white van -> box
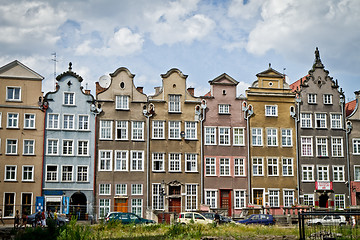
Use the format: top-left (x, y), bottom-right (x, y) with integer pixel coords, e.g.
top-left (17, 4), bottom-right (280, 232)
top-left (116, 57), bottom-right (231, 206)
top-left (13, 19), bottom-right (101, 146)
top-left (177, 212), bottom-right (214, 224)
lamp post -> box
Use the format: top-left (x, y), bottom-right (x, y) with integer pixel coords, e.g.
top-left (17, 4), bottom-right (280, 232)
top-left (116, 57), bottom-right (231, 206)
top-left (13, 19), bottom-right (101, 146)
top-left (242, 101), bottom-right (253, 206)
top-left (160, 180), bottom-right (166, 223)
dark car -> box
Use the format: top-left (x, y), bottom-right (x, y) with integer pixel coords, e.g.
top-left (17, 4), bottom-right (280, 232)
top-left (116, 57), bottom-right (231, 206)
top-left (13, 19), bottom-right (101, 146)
top-left (202, 212), bottom-right (234, 224)
top-left (27, 212), bottom-right (69, 227)
top-left (105, 212), bottom-right (155, 224)
top-left (237, 214), bottom-right (275, 225)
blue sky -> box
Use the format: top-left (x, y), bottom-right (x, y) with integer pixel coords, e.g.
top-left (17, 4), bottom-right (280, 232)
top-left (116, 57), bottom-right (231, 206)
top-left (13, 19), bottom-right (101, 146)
top-left (1, 0), bottom-right (359, 101)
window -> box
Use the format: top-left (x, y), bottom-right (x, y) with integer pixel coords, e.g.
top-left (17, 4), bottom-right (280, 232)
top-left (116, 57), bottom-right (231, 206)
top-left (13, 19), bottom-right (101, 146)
top-left (252, 128), bottom-right (263, 146)
top-left (205, 190), bottom-right (217, 208)
top-left (316, 137), bottom-right (328, 157)
top-left (267, 128), bottom-right (278, 146)
top-left (323, 94), bottom-right (333, 104)
top-left (115, 150), bottom-right (128, 171)
top-left (115, 121), bottom-right (128, 140)
top-left (6, 139), bottom-right (17, 155)
top-left (100, 120), bottom-right (113, 140)
top-left (48, 114), bottom-right (59, 129)
top-left (131, 199), bottom-right (143, 217)
top-left (22, 166), bottom-right (34, 181)
top-left (317, 165), bottom-right (329, 181)
top-left (331, 137), bottom-right (343, 157)
top-left (333, 166), bottom-right (345, 182)
top-left (5, 165), bottom-right (17, 181)
top-left (302, 165), bottom-right (314, 182)
top-left (61, 166), bottom-right (73, 182)
top-left (354, 139), bottom-right (360, 155)
top-left (153, 184), bottom-right (164, 210)
top-left (303, 194), bottom-right (314, 206)
top-left (78, 115), bottom-right (89, 130)
top-left (131, 151), bottom-right (144, 171)
top-left (77, 140), bottom-right (88, 156)
top-left (185, 122), bottom-right (197, 139)
top-left (234, 158), bottom-right (245, 176)
top-left (205, 157), bottom-right (216, 176)
top-left (152, 121), bottom-right (164, 139)
top-left (7, 113), bottom-right (18, 128)
top-left (253, 158), bottom-right (263, 176)
top-left (205, 127), bottom-right (216, 145)
top-left (131, 184), bottom-right (143, 195)
top-left (335, 194), bottom-right (345, 209)
top-left (233, 128), bottom-right (245, 146)
top-left (152, 153), bottom-right (164, 172)
top-left (47, 139), bottom-right (58, 155)
top-left (99, 199), bottom-right (110, 218)
top-left (0, 112), bottom-right (2, 128)
top-left (63, 114), bottom-right (74, 129)
top-left (265, 105), bottom-right (278, 116)
top-left (62, 140), bottom-right (74, 155)
top-left (308, 94), bottom-right (317, 104)
top-left (131, 121), bottom-right (144, 140)
top-left (63, 92), bottom-right (75, 105)
top-left (301, 113), bottom-right (312, 128)
top-left (46, 165), bottom-right (58, 181)
top-left (169, 121), bottom-right (181, 139)
top-left (220, 158), bottom-right (230, 176)
top-left (116, 184), bottom-right (127, 195)
top-left (219, 127), bottom-right (230, 145)
top-left (283, 190), bottom-right (294, 207)
top-left (169, 95), bottom-right (181, 112)
top-left (269, 190), bottom-right (280, 207)
top-left (218, 104), bottom-right (230, 114)
top-left (115, 95), bottom-right (129, 110)
top-left (4, 193), bottom-right (15, 217)
top-left (99, 184), bottom-right (111, 195)
top-left (301, 137), bottom-right (313, 156)
top-left (185, 153), bottom-right (197, 172)
top-left (77, 166), bottom-right (88, 182)
top-left (23, 140), bottom-right (35, 155)
top-left (22, 193), bottom-right (32, 215)
top-left (24, 114), bottom-right (35, 129)
top-left (281, 129), bottom-right (292, 147)
top-left (99, 150), bottom-right (112, 171)
top-left (6, 87), bottom-right (21, 101)
top-left (185, 184), bottom-right (197, 211)
top-left (234, 190), bottom-right (246, 208)
top-left (315, 113), bottom-right (327, 128)
top-left (330, 114), bottom-right (342, 129)
top-left (267, 158), bottom-right (278, 176)
top-left (282, 158), bottom-right (293, 176)
top-left (355, 166), bottom-right (360, 181)
top-left (169, 153), bottom-right (181, 172)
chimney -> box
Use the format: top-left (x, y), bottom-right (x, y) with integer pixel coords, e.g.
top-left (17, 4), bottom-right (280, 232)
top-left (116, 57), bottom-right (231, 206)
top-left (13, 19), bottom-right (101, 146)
top-left (154, 87), bottom-right (161, 95)
top-left (85, 90), bottom-right (91, 95)
top-left (187, 87), bottom-right (194, 96)
top-left (136, 87), bottom-right (144, 93)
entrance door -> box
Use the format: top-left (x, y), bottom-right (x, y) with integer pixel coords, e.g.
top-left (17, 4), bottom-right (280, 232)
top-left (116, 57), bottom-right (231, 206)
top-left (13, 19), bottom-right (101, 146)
top-left (253, 190), bottom-right (263, 206)
top-left (220, 190), bottom-right (232, 216)
top-left (169, 198), bottom-right (181, 213)
top-left (70, 192), bottom-right (87, 220)
top-left (319, 193), bottom-right (329, 208)
top-left (114, 198), bottom-right (128, 212)
top-left (356, 192), bottom-right (360, 205)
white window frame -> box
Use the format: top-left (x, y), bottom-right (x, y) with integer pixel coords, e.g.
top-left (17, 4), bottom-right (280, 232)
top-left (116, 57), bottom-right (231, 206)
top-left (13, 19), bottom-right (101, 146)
top-left (205, 189), bottom-right (217, 208)
top-left (63, 114), bottom-right (75, 130)
top-left (323, 94), bottom-right (333, 105)
top-left (98, 150), bottom-right (113, 171)
top-left (99, 184), bottom-right (111, 195)
top-left (7, 113), bottom-right (19, 128)
top-left (282, 158), bottom-right (293, 176)
top-left (317, 165), bottom-right (329, 181)
top-left (130, 150), bottom-right (144, 171)
top-left (281, 129), bottom-right (292, 147)
top-left (6, 139), bottom-right (18, 155)
top-left (268, 189), bottom-right (280, 207)
top-left (99, 120), bottom-right (113, 140)
top-left (46, 165), bottom-right (58, 182)
top-left (251, 128), bottom-right (263, 146)
top-left (219, 158), bottom-right (230, 176)
top-left (131, 121), bottom-right (144, 141)
top-left (115, 95), bottom-right (129, 110)
top-left (4, 165), bottom-right (17, 181)
top-left (331, 137), bottom-right (343, 157)
top-left (205, 157), bottom-right (216, 176)
top-left (330, 114), bottom-right (342, 129)
top-left (152, 153), bottom-right (165, 172)
top-left (131, 198), bottom-right (143, 217)
top-left (99, 199), bottom-right (110, 218)
top-left (218, 104), bottom-right (230, 114)
top-left (185, 153), bottom-right (197, 172)
top-left (234, 190), bottom-right (246, 209)
top-left (47, 113), bottom-right (60, 129)
top-left (234, 158), bottom-right (245, 176)
top-left (302, 165), bottom-right (314, 182)
top-left (23, 139), bottom-right (35, 155)
top-left (169, 95), bottom-right (181, 113)
top-left (308, 93), bottom-right (317, 104)
top-left (185, 121), bottom-right (197, 140)
top-left (315, 113), bottom-right (327, 128)
top-left (131, 184), bottom-right (143, 195)
top-left (205, 127), bottom-right (216, 145)
top-left (63, 92), bottom-right (75, 105)
top-left (219, 127), bottom-right (230, 145)
top-left (185, 184), bottom-right (197, 211)
top-left (252, 158), bottom-right (263, 176)
top-left (77, 165), bottom-right (88, 182)
top-left (115, 184), bottom-right (127, 196)
top-left (265, 105), bottom-right (278, 117)
top-left (233, 128), bottom-right (245, 146)
top-left (168, 121), bottom-right (181, 139)
top-left (152, 184), bottom-right (164, 210)
top-left (78, 115), bottom-right (89, 130)
top-left (266, 128), bottom-right (278, 147)
top-left (152, 120), bottom-right (165, 139)
top-left (0, 112), bottom-right (2, 128)
top-left (115, 150), bottom-right (128, 171)
top-left (77, 140), bottom-right (89, 156)
top-left (355, 165), bottom-right (360, 181)
top-left (61, 165), bottom-right (73, 182)
top-left (24, 113), bottom-right (36, 129)
top-left (169, 153), bottom-right (181, 172)
top-left (22, 165), bottom-right (34, 182)
top-left (115, 120), bottom-right (128, 140)
top-left (353, 139), bottom-right (360, 155)
top-left (303, 194), bottom-right (314, 206)
top-left (300, 113), bottom-right (312, 128)
top-left (283, 190), bottom-right (294, 207)
top-left (47, 139), bottom-right (59, 155)
top-left (335, 194), bottom-right (345, 209)
top-left (333, 165), bottom-right (345, 182)
top-left (6, 86), bottom-right (21, 101)
top-left (62, 139), bottom-right (74, 156)
top-left (267, 158), bottom-right (279, 176)
top-left (3, 192), bottom-right (16, 218)
top-left (301, 137), bottom-right (313, 157)
top-left (316, 137), bottom-right (328, 157)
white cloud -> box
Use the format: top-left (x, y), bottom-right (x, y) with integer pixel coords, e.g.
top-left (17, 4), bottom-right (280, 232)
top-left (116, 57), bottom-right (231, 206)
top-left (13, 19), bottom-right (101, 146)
top-left (237, 81), bottom-right (251, 96)
top-left (228, 0), bottom-right (263, 20)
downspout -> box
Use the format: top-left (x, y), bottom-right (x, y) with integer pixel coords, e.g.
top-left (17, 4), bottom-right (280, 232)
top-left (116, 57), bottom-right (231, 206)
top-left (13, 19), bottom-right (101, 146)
top-left (246, 116), bottom-right (251, 205)
top-left (41, 107), bottom-right (47, 197)
top-left (200, 105), bottom-right (206, 204)
top-left (93, 115), bottom-right (97, 206)
top-left (146, 114), bottom-right (150, 209)
top-left (294, 97), bottom-right (301, 204)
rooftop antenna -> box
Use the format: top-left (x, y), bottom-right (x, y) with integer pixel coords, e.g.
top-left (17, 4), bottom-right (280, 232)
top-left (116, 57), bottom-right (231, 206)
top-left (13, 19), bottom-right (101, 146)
top-left (51, 52), bottom-right (57, 91)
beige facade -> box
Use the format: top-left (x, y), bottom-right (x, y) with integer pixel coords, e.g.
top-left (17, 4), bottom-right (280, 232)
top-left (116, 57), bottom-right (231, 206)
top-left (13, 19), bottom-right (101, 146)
top-left (0, 61), bottom-right (44, 221)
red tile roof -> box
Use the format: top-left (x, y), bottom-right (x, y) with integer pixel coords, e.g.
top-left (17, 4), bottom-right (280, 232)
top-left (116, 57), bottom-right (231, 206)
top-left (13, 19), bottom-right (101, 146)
top-left (290, 76), bottom-right (308, 93)
top-left (346, 99), bottom-right (356, 117)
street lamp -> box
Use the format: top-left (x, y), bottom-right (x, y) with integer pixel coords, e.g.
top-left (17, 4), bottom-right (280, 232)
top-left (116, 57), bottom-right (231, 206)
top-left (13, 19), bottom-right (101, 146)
top-left (160, 180), bottom-right (166, 223)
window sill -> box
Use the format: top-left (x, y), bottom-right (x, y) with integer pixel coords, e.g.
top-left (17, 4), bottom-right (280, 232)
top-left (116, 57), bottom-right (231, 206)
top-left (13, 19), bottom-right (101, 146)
top-left (185, 171), bottom-right (198, 173)
top-left (5, 154), bottom-right (19, 156)
top-left (115, 108), bottom-right (130, 111)
top-left (62, 104), bottom-right (76, 107)
top-left (6, 127), bottom-right (20, 130)
top-left (4, 180), bottom-right (17, 182)
top-left (22, 180), bottom-right (35, 183)
top-left (218, 113), bottom-right (230, 115)
top-left (23, 154), bottom-right (36, 156)
top-left (168, 111), bottom-right (182, 114)
top-left (152, 170), bottom-right (166, 173)
top-left (6, 100), bottom-right (22, 103)
top-left (23, 128), bottom-right (36, 130)
top-left (115, 139), bottom-right (129, 141)
top-left (184, 139), bottom-right (198, 141)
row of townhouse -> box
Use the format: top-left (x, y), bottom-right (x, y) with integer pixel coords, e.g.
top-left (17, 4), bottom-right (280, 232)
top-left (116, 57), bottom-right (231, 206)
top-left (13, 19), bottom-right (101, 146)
top-left (0, 48), bottom-right (359, 222)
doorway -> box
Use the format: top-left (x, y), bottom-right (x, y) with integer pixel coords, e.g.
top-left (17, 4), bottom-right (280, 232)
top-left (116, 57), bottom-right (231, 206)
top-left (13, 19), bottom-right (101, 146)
top-left (114, 198), bottom-right (128, 212)
top-left (169, 198), bottom-right (181, 213)
top-left (220, 190), bottom-right (232, 216)
top-left (319, 193), bottom-right (329, 208)
top-left (70, 192), bottom-right (87, 220)
top-left (253, 190), bottom-right (263, 206)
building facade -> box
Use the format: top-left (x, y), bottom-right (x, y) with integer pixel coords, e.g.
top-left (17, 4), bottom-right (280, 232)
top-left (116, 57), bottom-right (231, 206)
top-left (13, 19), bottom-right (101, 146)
top-left (43, 63), bottom-right (97, 218)
top-left (0, 60), bottom-right (44, 222)
top-left (246, 66), bottom-right (297, 214)
top-left (202, 73), bottom-right (247, 217)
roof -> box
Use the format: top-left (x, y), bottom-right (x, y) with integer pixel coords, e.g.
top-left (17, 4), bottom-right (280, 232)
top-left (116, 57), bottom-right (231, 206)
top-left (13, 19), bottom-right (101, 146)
top-left (346, 99), bottom-right (356, 117)
top-left (0, 60), bottom-right (44, 80)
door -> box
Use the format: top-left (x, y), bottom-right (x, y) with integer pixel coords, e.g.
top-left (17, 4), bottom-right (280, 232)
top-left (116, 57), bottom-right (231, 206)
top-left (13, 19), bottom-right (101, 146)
top-left (356, 192), bottom-right (360, 205)
top-left (169, 198), bottom-right (181, 214)
top-left (114, 198), bottom-right (128, 212)
top-left (220, 190), bottom-right (232, 216)
top-left (253, 190), bottom-right (263, 206)
top-left (319, 193), bottom-right (329, 208)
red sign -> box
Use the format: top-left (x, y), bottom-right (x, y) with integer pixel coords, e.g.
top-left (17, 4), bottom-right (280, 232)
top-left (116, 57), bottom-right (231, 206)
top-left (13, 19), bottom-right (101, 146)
top-left (315, 181), bottom-right (333, 190)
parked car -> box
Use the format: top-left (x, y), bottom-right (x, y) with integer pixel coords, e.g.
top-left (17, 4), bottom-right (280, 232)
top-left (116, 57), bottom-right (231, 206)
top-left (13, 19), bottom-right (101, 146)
top-left (177, 212), bottom-right (214, 225)
top-left (27, 212), bottom-right (69, 227)
top-left (307, 215), bottom-right (347, 226)
top-left (237, 214), bottom-right (275, 225)
top-left (202, 212), bottom-right (234, 224)
top-left (105, 212), bottom-right (155, 224)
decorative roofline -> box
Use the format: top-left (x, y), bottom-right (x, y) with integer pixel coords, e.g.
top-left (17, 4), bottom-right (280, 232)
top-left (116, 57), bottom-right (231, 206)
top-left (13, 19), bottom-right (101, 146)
top-left (56, 62), bottom-right (83, 82)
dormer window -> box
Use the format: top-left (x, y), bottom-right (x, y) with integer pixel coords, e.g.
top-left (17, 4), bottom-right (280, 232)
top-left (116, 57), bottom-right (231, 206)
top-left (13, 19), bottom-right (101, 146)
top-left (219, 104), bottom-right (230, 114)
top-left (265, 105), bottom-right (278, 117)
top-left (115, 95), bottom-right (129, 110)
top-left (169, 95), bottom-right (181, 113)
top-left (63, 92), bottom-right (75, 105)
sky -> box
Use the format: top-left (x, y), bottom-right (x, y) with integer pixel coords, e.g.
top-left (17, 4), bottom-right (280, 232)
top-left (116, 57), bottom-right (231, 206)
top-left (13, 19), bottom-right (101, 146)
top-left (1, 0), bottom-right (359, 102)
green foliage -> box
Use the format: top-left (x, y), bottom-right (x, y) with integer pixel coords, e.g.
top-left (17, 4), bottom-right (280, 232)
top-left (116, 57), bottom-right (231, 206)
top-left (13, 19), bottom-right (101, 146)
top-left (57, 218), bottom-right (93, 240)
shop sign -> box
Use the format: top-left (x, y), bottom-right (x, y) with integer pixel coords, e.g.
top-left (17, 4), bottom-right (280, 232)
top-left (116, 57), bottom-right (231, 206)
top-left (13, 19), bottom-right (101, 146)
top-left (315, 181), bottom-right (332, 190)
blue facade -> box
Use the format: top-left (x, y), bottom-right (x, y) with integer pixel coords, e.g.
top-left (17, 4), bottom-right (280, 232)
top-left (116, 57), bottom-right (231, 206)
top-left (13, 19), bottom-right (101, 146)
top-left (43, 64), bottom-right (97, 218)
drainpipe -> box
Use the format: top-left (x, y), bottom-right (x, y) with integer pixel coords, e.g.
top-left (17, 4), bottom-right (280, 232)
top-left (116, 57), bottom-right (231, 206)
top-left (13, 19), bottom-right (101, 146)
top-left (242, 102), bottom-right (253, 205)
top-left (143, 104), bottom-right (154, 212)
top-left (292, 96), bottom-right (301, 204)
top-left (199, 100), bottom-right (207, 204)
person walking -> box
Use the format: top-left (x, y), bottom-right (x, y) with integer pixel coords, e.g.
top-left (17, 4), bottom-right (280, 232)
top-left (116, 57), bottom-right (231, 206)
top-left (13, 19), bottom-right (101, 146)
top-left (0, 209), bottom-right (5, 225)
top-left (14, 210), bottom-right (20, 229)
top-left (21, 211), bottom-right (28, 228)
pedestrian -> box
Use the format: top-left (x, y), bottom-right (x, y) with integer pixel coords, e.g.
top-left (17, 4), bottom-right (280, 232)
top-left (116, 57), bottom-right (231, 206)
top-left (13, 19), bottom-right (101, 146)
top-left (14, 210), bottom-right (20, 229)
top-left (41, 210), bottom-right (46, 227)
top-left (214, 211), bottom-right (220, 225)
top-left (76, 204), bottom-right (81, 220)
top-left (54, 209), bottom-right (58, 225)
top-left (35, 211), bottom-right (42, 227)
top-left (0, 209), bottom-right (5, 225)
top-left (21, 211), bottom-right (28, 228)
top-left (352, 216), bottom-right (356, 228)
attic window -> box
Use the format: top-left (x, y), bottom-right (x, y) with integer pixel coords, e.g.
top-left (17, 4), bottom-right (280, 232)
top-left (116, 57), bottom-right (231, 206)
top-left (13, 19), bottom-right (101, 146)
top-left (120, 82), bottom-right (125, 89)
top-left (223, 90), bottom-right (226, 95)
top-left (269, 82), bottom-right (273, 87)
top-left (173, 84), bottom-right (176, 88)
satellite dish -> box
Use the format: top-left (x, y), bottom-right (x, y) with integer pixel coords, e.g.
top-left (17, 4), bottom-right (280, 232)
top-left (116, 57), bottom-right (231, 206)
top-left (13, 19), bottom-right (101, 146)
top-left (99, 75), bottom-right (111, 89)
